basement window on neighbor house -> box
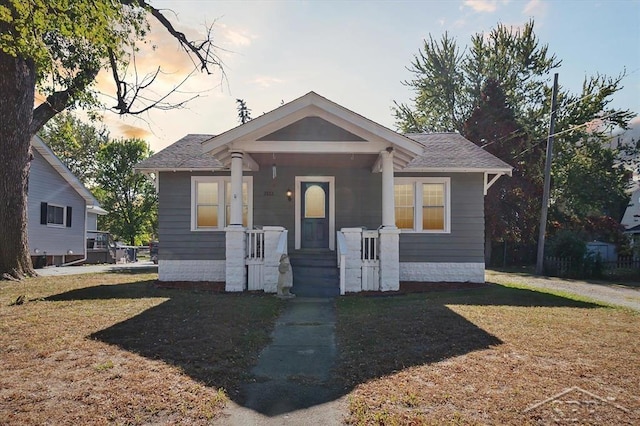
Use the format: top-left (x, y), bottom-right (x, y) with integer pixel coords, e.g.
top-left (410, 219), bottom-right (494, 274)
top-left (191, 176), bottom-right (252, 230)
top-left (394, 178), bottom-right (450, 233)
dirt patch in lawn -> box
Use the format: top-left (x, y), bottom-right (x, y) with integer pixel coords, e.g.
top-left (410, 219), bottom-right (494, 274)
top-left (0, 273), bottom-right (284, 425)
top-left (334, 283), bottom-right (640, 425)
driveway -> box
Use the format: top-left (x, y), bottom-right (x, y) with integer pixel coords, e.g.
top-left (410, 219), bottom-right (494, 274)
top-left (487, 270), bottom-right (640, 312)
top-left (36, 261), bottom-right (158, 276)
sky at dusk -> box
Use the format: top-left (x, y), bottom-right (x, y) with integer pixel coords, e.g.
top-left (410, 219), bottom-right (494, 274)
top-left (91, 0), bottom-right (640, 152)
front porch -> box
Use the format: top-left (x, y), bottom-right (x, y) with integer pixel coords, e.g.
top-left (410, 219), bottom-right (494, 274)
top-left (227, 226), bottom-right (399, 294)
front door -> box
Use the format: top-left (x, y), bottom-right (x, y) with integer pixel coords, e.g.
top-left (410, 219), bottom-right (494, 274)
top-left (301, 182), bottom-right (329, 248)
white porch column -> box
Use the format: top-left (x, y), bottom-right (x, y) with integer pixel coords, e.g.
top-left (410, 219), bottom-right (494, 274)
top-left (226, 150), bottom-right (246, 292)
top-left (225, 226), bottom-right (246, 292)
top-left (341, 228), bottom-right (363, 293)
top-left (381, 148), bottom-right (395, 227)
top-left (230, 151), bottom-right (244, 226)
top-left (379, 227), bottom-right (400, 291)
top-left (380, 148), bottom-right (399, 291)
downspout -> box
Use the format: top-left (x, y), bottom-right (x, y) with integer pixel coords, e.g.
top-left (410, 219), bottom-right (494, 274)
top-left (59, 204), bottom-right (88, 267)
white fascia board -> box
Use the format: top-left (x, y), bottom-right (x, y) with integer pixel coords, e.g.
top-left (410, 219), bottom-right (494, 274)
top-left (399, 167), bottom-right (513, 174)
top-left (202, 93), bottom-right (315, 153)
top-left (202, 91), bottom-right (425, 156)
top-left (135, 167), bottom-right (226, 173)
top-left (87, 205), bottom-right (109, 215)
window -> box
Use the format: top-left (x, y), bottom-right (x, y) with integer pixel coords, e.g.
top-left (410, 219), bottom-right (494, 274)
top-left (47, 205), bottom-right (65, 226)
top-left (394, 183), bottom-right (414, 229)
top-left (40, 202), bottom-right (71, 227)
top-left (304, 184), bottom-right (326, 218)
top-left (191, 176), bottom-right (252, 230)
top-left (394, 178), bottom-right (450, 232)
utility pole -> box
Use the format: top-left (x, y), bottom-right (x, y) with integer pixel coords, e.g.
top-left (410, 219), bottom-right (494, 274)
top-left (535, 73), bottom-right (559, 275)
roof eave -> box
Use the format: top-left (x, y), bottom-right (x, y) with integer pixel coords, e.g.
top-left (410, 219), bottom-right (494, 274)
top-left (400, 167), bottom-right (513, 175)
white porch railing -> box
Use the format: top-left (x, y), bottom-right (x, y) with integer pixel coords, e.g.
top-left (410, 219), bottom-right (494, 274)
top-left (361, 230), bottom-right (380, 291)
top-left (336, 231), bottom-right (347, 295)
top-left (246, 229), bottom-right (265, 290)
top-left (245, 227), bottom-right (288, 292)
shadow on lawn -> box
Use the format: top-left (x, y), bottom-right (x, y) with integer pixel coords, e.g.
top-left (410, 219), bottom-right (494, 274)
top-left (46, 281), bottom-right (601, 416)
top-left (333, 284), bottom-right (601, 390)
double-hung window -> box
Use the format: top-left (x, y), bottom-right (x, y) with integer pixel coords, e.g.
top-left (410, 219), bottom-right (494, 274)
top-left (191, 176), bottom-right (252, 230)
top-left (394, 177), bottom-right (450, 233)
top-left (47, 204), bottom-right (66, 226)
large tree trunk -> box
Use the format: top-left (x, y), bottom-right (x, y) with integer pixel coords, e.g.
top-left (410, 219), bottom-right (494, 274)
top-left (0, 51), bottom-right (37, 280)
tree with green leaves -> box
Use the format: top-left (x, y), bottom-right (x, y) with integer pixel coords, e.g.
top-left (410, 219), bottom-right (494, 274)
top-left (463, 79), bottom-right (543, 263)
top-left (396, 20), bottom-right (635, 264)
top-left (0, 1), bottom-right (222, 280)
top-left (38, 113), bottom-right (109, 186)
top-left (95, 139), bottom-right (157, 246)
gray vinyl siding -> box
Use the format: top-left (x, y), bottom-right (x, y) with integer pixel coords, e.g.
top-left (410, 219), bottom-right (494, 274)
top-left (158, 171), bottom-right (225, 260)
top-left (27, 150), bottom-right (86, 257)
top-left (252, 165), bottom-right (382, 248)
top-left (398, 173), bottom-right (485, 263)
top-left (159, 169), bottom-right (484, 263)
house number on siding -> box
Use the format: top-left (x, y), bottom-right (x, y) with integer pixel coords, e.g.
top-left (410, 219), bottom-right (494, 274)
top-left (264, 191), bottom-right (274, 196)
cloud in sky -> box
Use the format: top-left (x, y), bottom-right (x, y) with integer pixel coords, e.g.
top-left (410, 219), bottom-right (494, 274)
top-left (217, 23), bottom-right (255, 47)
top-left (113, 122), bottom-right (153, 141)
top-left (464, 0), bottom-right (499, 13)
top-left (249, 76), bottom-right (284, 89)
top-left (523, 0), bottom-right (548, 16)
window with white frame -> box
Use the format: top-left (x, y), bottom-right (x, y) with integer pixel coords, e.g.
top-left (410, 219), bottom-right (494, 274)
top-left (47, 204), bottom-right (66, 227)
top-left (191, 176), bottom-right (252, 230)
top-left (394, 177), bottom-right (450, 232)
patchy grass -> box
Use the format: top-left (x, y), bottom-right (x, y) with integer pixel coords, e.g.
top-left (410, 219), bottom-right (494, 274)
top-left (335, 284), bottom-right (640, 425)
top-left (0, 273), bottom-right (284, 425)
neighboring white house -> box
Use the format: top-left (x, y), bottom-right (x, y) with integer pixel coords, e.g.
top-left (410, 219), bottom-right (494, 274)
top-left (29, 135), bottom-right (109, 267)
top-left (136, 92), bottom-right (512, 294)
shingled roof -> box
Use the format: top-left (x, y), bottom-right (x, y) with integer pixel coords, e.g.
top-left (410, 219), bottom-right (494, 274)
top-left (135, 134), bottom-right (221, 171)
top-left (404, 133), bottom-right (512, 172)
top-left (136, 131), bottom-right (511, 174)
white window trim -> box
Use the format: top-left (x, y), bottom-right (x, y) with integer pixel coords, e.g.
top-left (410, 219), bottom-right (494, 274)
top-left (394, 177), bottom-right (450, 233)
top-left (47, 203), bottom-right (66, 228)
top-left (190, 176), bottom-right (253, 231)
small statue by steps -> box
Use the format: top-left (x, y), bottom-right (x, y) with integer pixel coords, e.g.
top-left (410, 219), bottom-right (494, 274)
top-left (277, 253), bottom-right (295, 299)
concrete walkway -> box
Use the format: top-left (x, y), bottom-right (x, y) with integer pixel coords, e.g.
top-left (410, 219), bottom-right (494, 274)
top-left (36, 261), bottom-right (158, 276)
top-left (487, 270), bottom-right (640, 312)
top-left (217, 297), bottom-right (347, 425)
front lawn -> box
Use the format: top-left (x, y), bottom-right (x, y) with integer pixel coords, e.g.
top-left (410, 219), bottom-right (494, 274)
top-left (0, 273), bottom-right (284, 425)
top-left (335, 283), bottom-right (640, 425)
top-left (3, 273), bottom-right (639, 425)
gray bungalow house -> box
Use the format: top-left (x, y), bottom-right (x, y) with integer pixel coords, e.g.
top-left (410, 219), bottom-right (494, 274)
top-left (136, 92), bottom-right (511, 293)
top-left (29, 135), bottom-right (109, 266)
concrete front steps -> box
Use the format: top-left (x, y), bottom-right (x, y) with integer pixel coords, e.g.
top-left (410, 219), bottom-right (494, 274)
top-left (289, 249), bottom-right (340, 298)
